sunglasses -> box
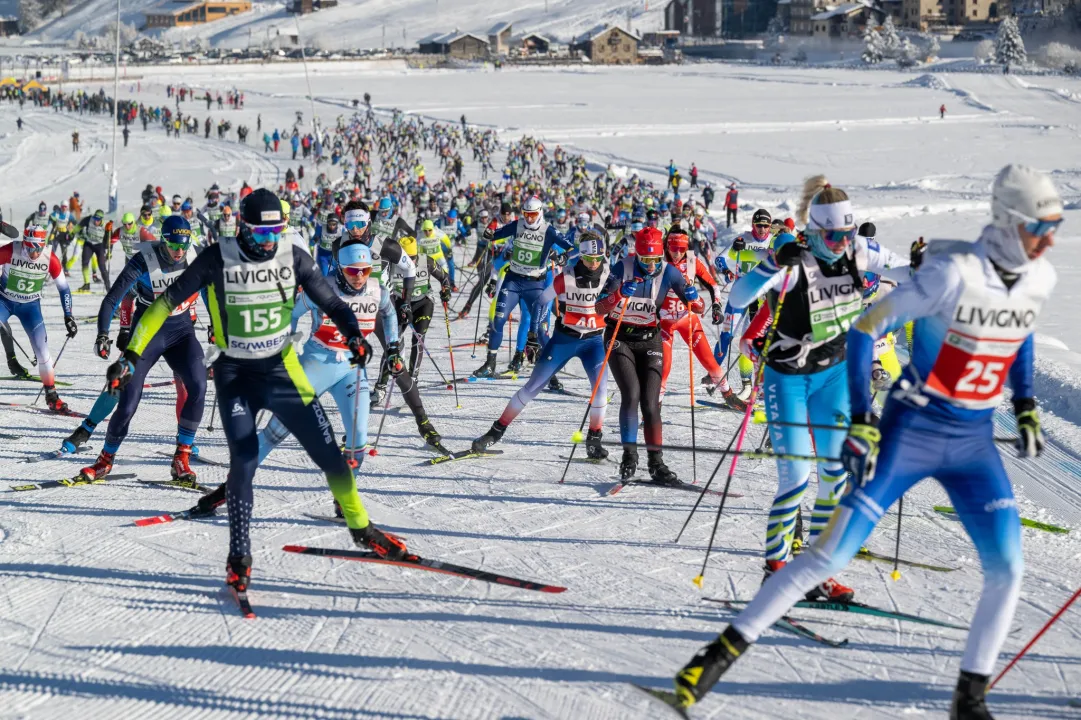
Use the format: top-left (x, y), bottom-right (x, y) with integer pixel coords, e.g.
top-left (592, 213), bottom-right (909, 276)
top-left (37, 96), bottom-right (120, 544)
top-left (1008, 209), bottom-right (1063, 237)
top-left (345, 220), bottom-right (369, 232)
top-left (754, 223), bottom-right (771, 230)
top-left (815, 227), bottom-right (857, 249)
top-left (638, 254), bottom-right (663, 265)
top-left (163, 239), bottom-right (190, 252)
top-left (123, 221), bottom-right (135, 227)
top-left (342, 265), bottom-right (371, 277)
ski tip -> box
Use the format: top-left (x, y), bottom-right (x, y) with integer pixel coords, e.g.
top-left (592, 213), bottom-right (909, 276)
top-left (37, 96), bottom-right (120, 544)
top-left (631, 685), bottom-right (690, 718)
top-left (692, 575), bottom-right (704, 589)
top-left (134, 515), bottom-right (171, 527)
top-left (282, 544), bottom-right (306, 554)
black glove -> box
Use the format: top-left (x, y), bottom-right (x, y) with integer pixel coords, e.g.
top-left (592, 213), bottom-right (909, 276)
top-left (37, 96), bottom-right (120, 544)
top-left (524, 332), bottom-right (542, 364)
top-left (206, 325), bottom-right (216, 345)
top-left (1014, 397), bottom-right (1044, 458)
top-left (439, 283), bottom-right (452, 304)
top-left (397, 301), bottom-right (413, 329)
top-left (94, 333), bottom-right (112, 359)
top-left (710, 302), bottom-right (723, 325)
top-left (347, 334), bottom-right (372, 367)
top-left (484, 277), bottom-right (497, 298)
top-left (116, 327), bottom-right (131, 351)
top-left (0, 221), bottom-right (17, 239)
top-left (106, 349), bottom-right (139, 396)
top-left (386, 342), bottom-right (406, 376)
top-left (482, 227), bottom-right (494, 241)
top-left (731, 236), bottom-right (746, 252)
top-left (64, 315), bottom-right (78, 338)
top-left (552, 252), bottom-right (567, 268)
top-left (910, 237), bottom-right (928, 271)
top-left (774, 241), bottom-right (803, 268)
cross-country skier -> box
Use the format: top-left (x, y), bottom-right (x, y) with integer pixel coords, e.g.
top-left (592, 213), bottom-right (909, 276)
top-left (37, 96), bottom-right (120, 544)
top-left (472, 196), bottom-right (572, 377)
top-left (471, 229), bottom-right (611, 457)
top-left (110, 188), bottom-right (406, 594)
top-left (594, 226), bottom-right (699, 483)
top-left (666, 164), bottom-right (1062, 720)
top-left (312, 214), bottom-right (343, 276)
top-left (74, 209), bottom-right (111, 292)
top-left (73, 215), bottom-right (206, 485)
top-left (0, 225), bottom-right (76, 412)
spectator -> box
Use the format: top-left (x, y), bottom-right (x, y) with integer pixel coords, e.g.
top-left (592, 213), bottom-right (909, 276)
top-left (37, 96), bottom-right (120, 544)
top-left (724, 183), bottom-right (738, 227)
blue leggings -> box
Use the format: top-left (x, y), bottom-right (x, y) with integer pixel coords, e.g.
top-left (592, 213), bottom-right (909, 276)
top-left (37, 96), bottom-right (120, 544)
top-left (490, 273), bottom-right (544, 353)
top-left (257, 343), bottom-right (369, 463)
top-left (733, 397), bottom-right (1022, 676)
top-left (496, 329), bottom-right (607, 431)
top-left (762, 362), bottom-right (850, 561)
top-left (316, 247), bottom-right (334, 277)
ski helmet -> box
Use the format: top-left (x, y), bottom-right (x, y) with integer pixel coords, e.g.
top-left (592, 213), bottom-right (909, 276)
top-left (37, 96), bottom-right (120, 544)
top-left (23, 225), bottom-right (47, 256)
top-left (752, 209), bottom-right (772, 241)
top-left (237, 188), bottom-right (285, 262)
top-left (522, 197), bottom-right (543, 230)
top-left (635, 227), bottom-right (665, 276)
top-left (858, 222), bottom-right (876, 240)
top-left (987, 164), bottom-right (1063, 271)
top-left (377, 196), bottom-right (394, 220)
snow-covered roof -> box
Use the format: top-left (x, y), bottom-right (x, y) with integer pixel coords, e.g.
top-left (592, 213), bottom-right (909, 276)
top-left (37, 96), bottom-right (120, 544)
top-left (572, 23), bottom-right (637, 44)
top-left (417, 31), bottom-right (456, 45)
top-left (444, 32), bottom-right (488, 45)
top-left (487, 21), bottom-right (512, 35)
top-left (810, 3), bottom-right (868, 19)
top-left (145, 1), bottom-right (202, 16)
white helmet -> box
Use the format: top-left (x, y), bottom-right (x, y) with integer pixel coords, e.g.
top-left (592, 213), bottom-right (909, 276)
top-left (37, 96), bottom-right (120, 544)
top-left (576, 211), bottom-right (592, 228)
top-left (986, 164), bottom-right (1063, 272)
top-left (522, 197), bottom-right (544, 230)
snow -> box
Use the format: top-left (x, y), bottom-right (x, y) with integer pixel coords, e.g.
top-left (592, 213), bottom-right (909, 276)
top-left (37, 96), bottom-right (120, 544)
top-left (2, 61), bottom-right (1081, 718)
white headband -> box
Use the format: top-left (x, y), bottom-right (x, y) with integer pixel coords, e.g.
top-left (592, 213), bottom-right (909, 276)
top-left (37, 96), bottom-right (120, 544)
top-left (344, 209), bottom-right (370, 225)
top-left (808, 200), bottom-right (855, 231)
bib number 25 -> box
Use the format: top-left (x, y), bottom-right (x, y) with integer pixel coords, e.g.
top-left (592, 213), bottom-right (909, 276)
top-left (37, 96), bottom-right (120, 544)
top-left (955, 358), bottom-right (1005, 395)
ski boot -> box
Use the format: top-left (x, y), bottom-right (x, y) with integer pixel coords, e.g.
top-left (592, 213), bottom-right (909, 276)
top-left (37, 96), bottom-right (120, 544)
top-left (7, 356), bottom-right (30, 379)
top-left (61, 423), bottom-right (93, 454)
top-left (647, 450), bottom-right (680, 486)
top-left (351, 523), bottom-right (408, 560)
top-left (674, 625), bottom-right (750, 708)
top-left (471, 420), bottom-right (507, 454)
top-left (44, 386), bottom-right (69, 414)
top-left (585, 429), bottom-right (608, 460)
top-left (226, 554), bottom-right (252, 593)
top-left (76, 283), bottom-right (91, 293)
top-left (92, 272), bottom-right (101, 283)
top-left (334, 499), bottom-right (345, 518)
top-left (79, 450), bottom-right (115, 482)
top-left (722, 387), bottom-right (748, 412)
top-left (170, 443), bottom-right (198, 488)
top-left (804, 575), bottom-right (855, 603)
top-left (547, 374), bottom-right (564, 392)
top-left (472, 351), bottom-right (498, 378)
top-left (417, 416), bottom-right (448, 455)
top-left (619, 447), bottom-right (638, 481)
top-left (950, 671), bottom-right (993, 720)
top-left (457, 305), bottom-right (471, 320)
top-left (506, 350), bottom-right (525, 374)
top-left (369, 382), bottom-right (388, 410)
top-left (478, 327), bottom-right (489, 345)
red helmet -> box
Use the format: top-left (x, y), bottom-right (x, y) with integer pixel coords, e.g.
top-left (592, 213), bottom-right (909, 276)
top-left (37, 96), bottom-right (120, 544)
top-left (635, 227), bottom-right (664, 258)
top-left (666, 231), bottom-right (689, 258)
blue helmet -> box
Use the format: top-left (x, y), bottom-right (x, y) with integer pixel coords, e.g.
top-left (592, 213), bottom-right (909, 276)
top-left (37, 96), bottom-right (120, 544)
top-left (160, 215), bottom-right (192, 248)
top-left (446, 208), bottom-right (457, 219)
top-left (377, 197), bottom-right (394, 211)
top-left (180, 199), bottom-right (194, 212)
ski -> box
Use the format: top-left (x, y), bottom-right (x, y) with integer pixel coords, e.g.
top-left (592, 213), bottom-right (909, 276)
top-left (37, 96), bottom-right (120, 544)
top-left (282, 544), bottom-right (567, 593)
top-left (428, 449), bottom-right (504, 465)
top-left (229, 587), bottom-right (256, 619)
top-left (138, 479), bottom-right (212, 494)
top-left (143, 379), bottom-right (177, 389)
top-left (9, 472), bottom-right (136, 492)
top-left (545, 387), bottom-right (591, 399)
top-left (303, 513), bottom-right (346, 525)
top-left (21, 445), bottom-right (93, 462)
top-left (631, 685), bottom-right (689, 719)
top-left (604, 478), bottom-right (743, 499)
top-left (452, 375), bottom-right (516, 384)
top-left (855, 547), bottom-right (957, 573)
top-left (713, 600), bottom-right (848, 647)
top-left (934, 505), bottom-right (1069, 535)
top-left (133, 507), bottom-right (210, 527)
top-left (2, 376), bottom-right (73, 386)
top-left (558, 454), bottom-right (614, 464)
top-left (0, 402), bottom-right (87, 418)
top-left (708, 598), bottom-right (968, 630)
top-left (153, 450), bottom-right (228, 467)
top-left (426, 441), bottom-right (454, 457)
top-left (695, 398), bottom-right (740, 412)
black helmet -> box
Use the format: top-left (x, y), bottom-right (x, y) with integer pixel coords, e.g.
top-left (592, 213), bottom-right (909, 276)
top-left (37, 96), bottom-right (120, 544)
top-left (858, 221), bottom-right (876, 239)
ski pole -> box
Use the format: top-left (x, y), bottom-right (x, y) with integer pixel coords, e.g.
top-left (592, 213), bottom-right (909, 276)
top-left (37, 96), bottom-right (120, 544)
top-left (471, 281), bottom-right (486, 359)
top-left (604, 440), bottom-right (832, 463)
top-left (418, 333), bottom-right (450, 386)
top-left (204, 378), bottom-right (217, 432)
top-left (2, 323), bottom-right (36, 366)
top-left (688, 322), bottom-right (698, 485)
top-left (33, 335), bottom-right (71, 406)
top-left (694, 267), bottom-right (795, 588)
top-left (890, 496), bottom-right (904, 581)
top-left (443, 301), bottom-right (462, 408)
top-left (990, 584), bottom-right (1081, 690)
top-left (368, 363), bottom-right (397, 457)
top-left (558, 291), bottom-right (632, 484)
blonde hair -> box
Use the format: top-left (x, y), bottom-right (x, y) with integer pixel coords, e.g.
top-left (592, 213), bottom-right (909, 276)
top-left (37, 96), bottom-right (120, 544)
top-left (796, 175), bottom-right (850, 225)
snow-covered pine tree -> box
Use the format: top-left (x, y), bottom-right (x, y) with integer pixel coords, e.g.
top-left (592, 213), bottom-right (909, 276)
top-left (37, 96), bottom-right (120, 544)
top-left (897, 37), bottom-right (920, 67)
top-left (862, 25), bottom-right (884, 64)
top-left (765, 16), bottom-right (785, 50)
top-left (920, 31), bottom-right (940, 60)
top-left (995, 16), bottom-right (1027, 66)
top-left (17, 0), bottom-right (43, 33)
top-left (880, 16), bottom-right (901, 58)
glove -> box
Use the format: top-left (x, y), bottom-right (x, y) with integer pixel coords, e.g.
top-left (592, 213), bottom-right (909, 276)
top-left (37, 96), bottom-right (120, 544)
top-left (94, 333), bottom-right (112, 359)
top-left (774, 241), bottom-right (803, 268)
top-left (870, 361), bottom-right (893, 392)
top-left (106, 350), bottom-right (139, 397)
top-left (439, 283), bottom-right (452, 304)
top-left (910, 237), bottom-right (928, 271)
top-left (385, 342), bottom-right (406, 376)
top-left (64, 315), bottom-right (78, 339)
top-left (1014, 397), bottom-right (1044, 458)
top-left (731, 236), bottom-right (746, 252)
top-left (840, 414), bottom-right (881, 488)
top-left (524, 332), bottom-right (541, 363)
top-left (552, 252), bottom-right (567, 268)
top-left (0, 221), bottom-right (18, 239)
top-left (206, 325), bottom-right (216, 345)
top-left (682, 285), bottom-right (699, 303)
top-left (484, 277), bottom-right (497, 298)
top-left (620, 277), bottom-right (641, 298)
top-left (347, 334), bottom-right (372, 367)
top-left (711, 302), bottom-right (723, 325)
top-left (397, 301), bottom-right (413, 329)
top-left (482, 227), bottom-right (494, 241)
top-left (116, 327), bottom-right (131, 352)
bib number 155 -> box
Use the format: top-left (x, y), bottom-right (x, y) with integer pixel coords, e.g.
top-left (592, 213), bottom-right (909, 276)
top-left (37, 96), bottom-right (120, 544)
top-left (239, 307), bottom-right (284, 334)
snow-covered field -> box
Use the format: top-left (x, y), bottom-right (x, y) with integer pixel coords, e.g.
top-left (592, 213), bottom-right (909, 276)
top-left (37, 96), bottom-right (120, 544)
top-left (2, 62), bottom-right (1081, 719)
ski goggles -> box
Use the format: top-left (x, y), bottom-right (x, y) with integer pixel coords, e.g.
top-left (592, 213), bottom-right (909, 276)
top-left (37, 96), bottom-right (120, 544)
top-left (250, 223), bottom-right (285, 243)
top-left (1008, 209), bottom-right (1063, 237)
top-left (341, 264), bottom-right (372, 277)
top-left (638, 254), bottom-right (663, 271)
top-left (163, 237), bottom-right (191, 252)
top-left (122, 220), bottom-right (136, 228)
top-left (523, 210), bottom-right (542, 224)
top-left (809, 226), bottom-right (857, 251)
